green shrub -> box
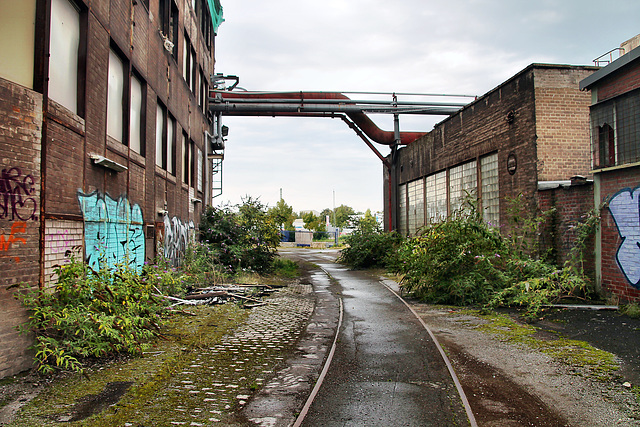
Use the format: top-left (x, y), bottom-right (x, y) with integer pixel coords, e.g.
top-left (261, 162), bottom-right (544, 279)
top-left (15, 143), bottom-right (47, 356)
top-left (338, 224), bottom-right (403, 269)
top-left (16, 260), bottom-right (168, 374)
top-left (394, 213), bottom-right (509, 305)
top-left (199, 198), bottom-right (281, 274)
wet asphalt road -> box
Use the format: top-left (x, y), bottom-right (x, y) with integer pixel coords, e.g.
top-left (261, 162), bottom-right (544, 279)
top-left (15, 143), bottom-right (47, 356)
top-left (284, 249), bottom-right (469, 427)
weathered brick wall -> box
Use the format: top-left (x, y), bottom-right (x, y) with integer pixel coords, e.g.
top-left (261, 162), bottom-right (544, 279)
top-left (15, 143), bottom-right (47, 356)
top-left (534, 67), bottom-right (596, 181)
top-left (598, 167), bottom-right (640, 303)
top-left (388, 65), bottom-right (597, 258)
top-left (394, 65), bottom-right (541, 228)
top-left (0, 0), bottom-right (216, 378)
top-left (538, 183), bottom-right (595, 277)
top-left (596, 59), bottom-right (640, 102)
top-left (0, 77), bottom-right (42, 377)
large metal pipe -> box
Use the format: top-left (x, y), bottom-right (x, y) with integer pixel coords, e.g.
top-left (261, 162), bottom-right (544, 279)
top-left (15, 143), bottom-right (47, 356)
top-left (210, 91), bottom-right (456, 145)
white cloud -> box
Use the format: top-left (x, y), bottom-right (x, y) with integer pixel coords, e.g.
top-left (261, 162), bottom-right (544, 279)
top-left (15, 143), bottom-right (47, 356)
top-left (213, 0), bottom-right (640, 213)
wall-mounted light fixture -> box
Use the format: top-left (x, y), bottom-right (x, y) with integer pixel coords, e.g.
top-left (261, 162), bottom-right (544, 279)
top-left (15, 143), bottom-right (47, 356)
top-left (90, 154), bottom-right (127, 172)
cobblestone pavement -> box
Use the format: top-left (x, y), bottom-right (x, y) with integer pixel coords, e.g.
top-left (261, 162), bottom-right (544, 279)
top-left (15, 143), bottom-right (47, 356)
top-left (156, 283), bottom-right (317, 426)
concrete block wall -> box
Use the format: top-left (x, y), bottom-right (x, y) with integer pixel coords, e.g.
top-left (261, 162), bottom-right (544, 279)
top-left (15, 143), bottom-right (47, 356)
top-left (0, 77), bottom-right (42, 378)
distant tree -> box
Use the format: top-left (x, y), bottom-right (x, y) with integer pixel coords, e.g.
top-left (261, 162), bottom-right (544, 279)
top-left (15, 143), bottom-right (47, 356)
top-left (268, 198), bottom-right (295, 231)
top-left (302, 211), bottom-right (321, 232)
top-left (356, 209), bottom-right (379, 233)
top-left (334, 205), bottom-right (356, 228)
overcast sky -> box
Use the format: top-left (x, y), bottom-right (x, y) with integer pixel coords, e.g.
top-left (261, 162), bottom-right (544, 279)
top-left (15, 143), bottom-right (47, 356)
top-left (213, 0), bottom-right (640, 214)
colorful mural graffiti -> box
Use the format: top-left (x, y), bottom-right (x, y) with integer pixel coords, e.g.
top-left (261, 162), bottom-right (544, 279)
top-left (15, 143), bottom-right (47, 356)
top-left (608, 185), bottom-right (640, 289)
top-left (77, 191), bottom-right (145, 272)
top-left (164, 215), bottom-right (194, 267)
top-left (0, 167), bottom-right (38, 221)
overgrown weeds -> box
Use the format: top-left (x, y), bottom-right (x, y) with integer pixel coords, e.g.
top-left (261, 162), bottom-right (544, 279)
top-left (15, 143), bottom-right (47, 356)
top-left (15, 260), bottom-right (172, 375)
top-left (342, 194), bottom-right (601, 320)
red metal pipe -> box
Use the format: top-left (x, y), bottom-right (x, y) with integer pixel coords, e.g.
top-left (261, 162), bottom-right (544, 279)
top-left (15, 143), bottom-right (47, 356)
top-left (217, 91), bottom-right (427, 145)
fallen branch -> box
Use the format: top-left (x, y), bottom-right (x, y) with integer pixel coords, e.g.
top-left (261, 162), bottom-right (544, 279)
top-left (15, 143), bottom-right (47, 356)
top-left (228, 292), bottom-right (278, 305)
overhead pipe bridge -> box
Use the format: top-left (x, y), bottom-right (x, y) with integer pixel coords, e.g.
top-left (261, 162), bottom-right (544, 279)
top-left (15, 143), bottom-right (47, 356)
top-left (207, 75), bottom-right (476, 230)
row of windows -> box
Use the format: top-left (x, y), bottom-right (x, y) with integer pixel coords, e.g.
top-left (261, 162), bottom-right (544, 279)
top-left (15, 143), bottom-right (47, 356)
top-left (398, 153), bottom-right (499, 236)
top-left (50, 0), bottom-right (211, 120)
top-left (50, 0), bottom-right (208, 192)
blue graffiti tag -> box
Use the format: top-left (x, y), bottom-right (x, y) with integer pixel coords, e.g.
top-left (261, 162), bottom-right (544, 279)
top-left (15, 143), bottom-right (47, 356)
top-left (608, 185), bottom-right (640, 289)
top-left (77, 191), bottom-right (145, 272)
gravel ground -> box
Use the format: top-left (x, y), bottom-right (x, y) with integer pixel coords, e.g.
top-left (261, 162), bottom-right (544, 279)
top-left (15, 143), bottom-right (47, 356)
top-left (409, 302), bottom-right (640, 426)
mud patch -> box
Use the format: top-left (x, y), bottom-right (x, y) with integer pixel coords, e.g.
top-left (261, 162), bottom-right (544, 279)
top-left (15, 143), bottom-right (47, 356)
top-left (58, 381), bottom-right (133, 422)
top-left (442, 340), bottom-right (569, 427)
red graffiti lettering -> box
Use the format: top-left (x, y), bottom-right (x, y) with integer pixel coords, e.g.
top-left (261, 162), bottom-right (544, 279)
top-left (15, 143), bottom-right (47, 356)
top-left (0, 221), bottom-right (27, 262)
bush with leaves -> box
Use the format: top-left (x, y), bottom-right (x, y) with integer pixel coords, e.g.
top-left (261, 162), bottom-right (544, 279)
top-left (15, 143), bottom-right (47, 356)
top-left (338, 217), bottom-right (403, 269)
top-left (16, 260), bottom-right (169, 374)
top-left (394, 210), bottom-right (510, 305)
top-left (199, 197), bottom-right (281, 274)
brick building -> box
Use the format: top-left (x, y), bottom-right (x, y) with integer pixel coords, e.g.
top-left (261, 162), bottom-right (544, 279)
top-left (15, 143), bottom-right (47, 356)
top-left (384, 64), bottom-right (597, 267)
top-left (580, 36), bottom-right (640, 303)
top-left (0, 0), bottom-right (223, 378)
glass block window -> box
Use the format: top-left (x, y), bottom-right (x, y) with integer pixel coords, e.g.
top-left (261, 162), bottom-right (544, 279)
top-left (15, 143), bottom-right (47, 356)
top-left (481, 153), bottom-right (499, 226)
top-left (398, 183), bottom-right (407, 236)
top-left (426, 171), bottom-right (447, 223)
top-left (407, 178), bottom-right (425, 235)
top-left (449, 160), bottom-right (477, 215)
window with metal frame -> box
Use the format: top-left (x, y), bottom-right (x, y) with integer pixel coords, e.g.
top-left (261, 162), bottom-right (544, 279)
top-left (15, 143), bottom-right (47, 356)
top-left (591, 89), bottom-right (640, 168)
top-left (426, 170), bottom-right (447, 223)
top-left (398, 184), bottom-right (407, 236)
top-left (449, 160), bottom-right (477, 216)
top-left (50, 0), bottom-right (81, 114)
top-left (407, 178), bottom-right (425, 235)
top-left (480, 153), bottom-right (499, 226)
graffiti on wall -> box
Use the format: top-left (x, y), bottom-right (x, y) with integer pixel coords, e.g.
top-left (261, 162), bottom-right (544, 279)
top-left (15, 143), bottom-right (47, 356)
top-left (0, 167), bottom-right (38, 221)
top-left (0, 221), bottom-right (27, 263)
top-left (77, 191), bottom-right (145, 272)
top-left (608, 186), bottom-right (640, 289)
top-left (164, 215), bottom-right (194, 267)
